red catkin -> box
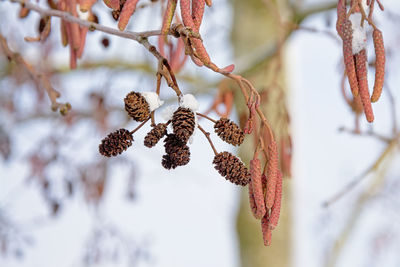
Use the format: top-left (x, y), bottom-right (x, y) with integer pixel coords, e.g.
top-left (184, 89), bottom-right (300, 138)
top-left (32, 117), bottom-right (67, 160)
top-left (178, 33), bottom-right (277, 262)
top-left (77, 26), bottom-right (89, 58)
top-left (161, 0), bottom-right (177, 35)
top-left (342, 20), bottom-right (359, 97)
top-left (261, 212), bottom-right (272, 246)
top-left (371, 29), bottom-right (385, 103)
top-left (250, 158), bottom-right (266, 219)
top-left (355, 49), bottom-right (374, 122)
top-left (79, 0), bottom-right (97, 12)
top-left (268, 171), bottom-right (282, 230)
top-left (118, 0), bottom-right (139, 31)
top-left (248, 181), bottom-right (258, 217)
top-left (265, 140), bottom-right (278, 210)
top-left (192, 0), bottom-right (205, 31)
top-left (110, 0), bottom-right (120, 10)
top-left (68, 0), bottom-right (81, 50)
top-left (336, 0), bottom-right (346, 39)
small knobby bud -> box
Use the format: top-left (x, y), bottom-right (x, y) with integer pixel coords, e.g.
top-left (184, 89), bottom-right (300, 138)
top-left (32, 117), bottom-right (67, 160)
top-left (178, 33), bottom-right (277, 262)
top-left (213, 152), bottom-right (250, 186)
top-left (268, 171), bottom-right (282, 230)
top-left (214, 118), bottom-right (244, 146)
top-left (250, 158), bottom-right (266, 219)
top-left (265, 140), bottom-right (278, 210)
top-left (172, 107), bottom-right (196, 143)
top-left (124, 91), bottom-right (151, 122)
top-left (144, 123), bottom-right (168, 148)
top-left (371, 29), bottom-right (385, 103)
top-left (99, 128), bottom-right (133, 157)
top-left (355, 49), bottom-right (374, 122)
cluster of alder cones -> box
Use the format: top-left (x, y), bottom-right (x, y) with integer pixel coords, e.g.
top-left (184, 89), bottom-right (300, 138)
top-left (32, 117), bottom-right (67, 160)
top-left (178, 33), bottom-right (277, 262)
top-left (99, 91), bottom-right (251, 186)
top-left (336, 0), bottom-right (385, 122)
top-left (99, 91), bottom-right (282, 246)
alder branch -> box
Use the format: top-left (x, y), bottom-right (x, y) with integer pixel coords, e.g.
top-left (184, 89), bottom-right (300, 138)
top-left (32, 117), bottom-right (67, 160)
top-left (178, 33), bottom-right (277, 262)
top-left (0, 33), bottom-right (70, 114)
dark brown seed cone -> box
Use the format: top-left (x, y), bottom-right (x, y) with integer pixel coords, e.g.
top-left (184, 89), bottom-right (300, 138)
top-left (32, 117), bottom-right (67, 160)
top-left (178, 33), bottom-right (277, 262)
top-left (213, 152), bottom-right (251, 186)
top-left (214, 118), bottom-right (244, 146)
top-left (144, 123), bottom-right (168, 148)
top-left (124, 92), bottom-right (150, 122)
top-left (172, 107), bottom-right (196, 143)
top-left (99, 128), bottom-right (133, 157)
top-left (162, 134), bottom-right (191, 169)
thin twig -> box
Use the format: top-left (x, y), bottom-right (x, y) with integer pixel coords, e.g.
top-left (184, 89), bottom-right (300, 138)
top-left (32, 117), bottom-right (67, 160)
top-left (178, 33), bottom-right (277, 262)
top-left (196, 112), bottom-right (217, 123)
top-left (197, 124), bottom-right (218, 156)
top-left (323, 135), bottom-right (400, 207)
top-left (130, 117), bottom-right (150, 135)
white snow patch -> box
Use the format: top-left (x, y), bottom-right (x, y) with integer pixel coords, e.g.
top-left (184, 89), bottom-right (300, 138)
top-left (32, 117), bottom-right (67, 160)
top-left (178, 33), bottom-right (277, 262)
top-left (161, 105), bottom-right (176, 121)
top-left (349, 13), bottom-right (367, 54)
top-left (77, 5), bottom-right (90, 20)
top-left (179, 94), bottom-right (199, 111)
top-left (140, 92), bottom-right (164, 112)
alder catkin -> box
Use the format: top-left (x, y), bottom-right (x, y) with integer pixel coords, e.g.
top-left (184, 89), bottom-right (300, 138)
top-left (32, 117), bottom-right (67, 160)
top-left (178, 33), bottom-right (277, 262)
top-left (261, 212), bottom-right (272, 246)
top-left (265, 140), bottom-right (278, 210)
top-left (192, 0), bottom-right (205, 30)
top-left (355, 49), bottom-right (374, 122)
top-left (268, 171), bottom-right (282, 230)
top-left (342, 20), bottom-right (359, 97)
top-left (161, 0), bottom-right (177, 35)
top-left (248, 181), bottom-right (258, 217)
top-left (371, 29), bottom-right (385, 103)
top-left (250, 158), bottom-right (266, 219)
top-left (118, 0), bottom-right (139, 31)
top-left (336, 0), bottom-right (346, 39)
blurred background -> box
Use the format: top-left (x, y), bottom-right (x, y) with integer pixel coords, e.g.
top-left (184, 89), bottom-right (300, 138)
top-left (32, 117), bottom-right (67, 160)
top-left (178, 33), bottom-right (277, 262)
top-left (0, 0), bottom-right (400, 267)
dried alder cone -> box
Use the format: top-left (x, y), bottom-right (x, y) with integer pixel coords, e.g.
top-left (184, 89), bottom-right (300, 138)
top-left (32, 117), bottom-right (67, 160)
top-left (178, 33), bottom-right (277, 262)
top-left (336, 0), bottom-right (385, 123)
top-left (99, 128), bottom-right (133, 157)
top-left (124, 91), bottom-right (150, 122)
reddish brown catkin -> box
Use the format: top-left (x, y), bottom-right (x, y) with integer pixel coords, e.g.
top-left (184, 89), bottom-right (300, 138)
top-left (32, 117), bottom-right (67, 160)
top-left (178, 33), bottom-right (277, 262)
top-left (265, 140), bottom-right (278, 210)
top-left (336, 0), bottom-right (346, 39)
top-left (161, 0), bottom-right (177, 35)
top-left (355, 49), bottom-right (374, 122)
top-left (248, 181), bottom-right (258, 217)
top-left (250, 158), bottom-right (266, 219)
top-left (192, 0), bottom-right (205, 31)
top-left (342, 20), bottom-right (359, 97)
top-left (77, 26), bottom-right (88, 58)
top-left (68, 0), bottom-right (81, 50)
top-left (118, 0), bottom-right (139, 31)
top-left (268, 171), bottom-right (282, 230)
top-left (261, 212), bottom-right (272, 246)
top-left (110, 0), bottom-right (120, 10)
top-left (371, 29), bottom-right (385, 103)
top-left (79, 0), bottom-right (97, 12)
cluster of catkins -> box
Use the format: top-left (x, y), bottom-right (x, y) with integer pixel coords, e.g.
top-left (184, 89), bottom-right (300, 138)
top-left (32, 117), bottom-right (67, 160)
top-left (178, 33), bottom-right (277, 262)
top-left (99, 91), bottom-right (251, 186)
top-left (336, 0), bottom-right (385, 122)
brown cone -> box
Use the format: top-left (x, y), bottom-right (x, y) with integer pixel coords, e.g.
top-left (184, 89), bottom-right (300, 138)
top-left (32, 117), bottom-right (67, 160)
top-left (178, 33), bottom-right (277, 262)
top-left (99, 128), bottom-right (133, 157)
top-left (213, 151), bottom-right (250, 186)
top-left (172, 107), bottom-right (195, 143)
top-left (124, 91), bottom-right (150, 122)
top-left (214, 118), bottom-right (244, 146)
top-left (162, 134), bottom-right (190, 169)
top-left (144, 123), bottom-right (168, 148)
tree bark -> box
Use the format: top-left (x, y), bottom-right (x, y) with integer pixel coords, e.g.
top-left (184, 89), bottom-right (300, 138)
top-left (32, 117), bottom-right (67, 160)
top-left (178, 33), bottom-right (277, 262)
top-left (231, 0), bottom-right (293, 266)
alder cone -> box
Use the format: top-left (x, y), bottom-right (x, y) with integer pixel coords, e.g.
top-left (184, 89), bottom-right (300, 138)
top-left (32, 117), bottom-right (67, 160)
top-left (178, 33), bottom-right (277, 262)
top-left (213, 151), bottom-right (250, 186)
top-left (144, 123), bottom-right (168, 148)
top-left (124, 91), bottom-right (150, 122)
top-left (172, 107), bottom-right (196, 143)
top-left (162, 134), bottom-right (190, 169)
top-left (214, 118), bottom-right (244, 146)
top-left (99, 128), bottom-right (133, 157)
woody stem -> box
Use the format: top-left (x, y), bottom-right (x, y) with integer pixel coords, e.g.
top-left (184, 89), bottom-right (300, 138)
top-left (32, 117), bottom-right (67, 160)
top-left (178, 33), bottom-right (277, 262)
top-left (198, 124), bottom-right (218, 156)
top-left (196, 112), bottom-right (217, 123)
